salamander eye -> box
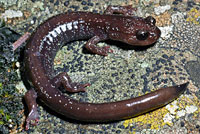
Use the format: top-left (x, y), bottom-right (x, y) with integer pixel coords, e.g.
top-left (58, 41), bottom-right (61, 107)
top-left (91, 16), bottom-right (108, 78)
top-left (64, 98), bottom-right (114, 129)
top-left (145, 16), bottom-right (156, 25)
top-left (136, 30), bottom-right (149, 40)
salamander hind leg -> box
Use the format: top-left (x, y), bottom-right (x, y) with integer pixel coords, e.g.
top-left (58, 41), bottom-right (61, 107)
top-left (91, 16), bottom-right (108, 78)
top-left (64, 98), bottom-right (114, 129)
top-left (104, 5), bottom-right (137, 16)
top-left (24, 89), bottom-right (39, 130)
top-left (85, 36), bottom-right (113, 56)
top-left (51, 72), bottom-right (90, 92)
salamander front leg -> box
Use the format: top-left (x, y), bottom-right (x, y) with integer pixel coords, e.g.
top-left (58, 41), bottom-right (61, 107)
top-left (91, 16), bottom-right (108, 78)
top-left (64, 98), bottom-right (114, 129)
top-left (104, 5), bottom-right (137, 16)
top-left (24, 89), bottom-right (39, 130)
top-left (52, 72), bottom-right (90, 93)
top-left (85, 36), bottom-right (113, 56)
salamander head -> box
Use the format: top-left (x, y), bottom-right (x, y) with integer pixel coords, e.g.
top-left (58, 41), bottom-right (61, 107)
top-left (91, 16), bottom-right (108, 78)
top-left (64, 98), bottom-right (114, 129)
top-left (109, 16), bottom-right (161, 46)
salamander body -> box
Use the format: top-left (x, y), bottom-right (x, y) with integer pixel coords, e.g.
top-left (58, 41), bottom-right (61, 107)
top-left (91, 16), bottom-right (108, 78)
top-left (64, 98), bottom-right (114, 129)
top-left (24, 5), bottom-right (188, 130)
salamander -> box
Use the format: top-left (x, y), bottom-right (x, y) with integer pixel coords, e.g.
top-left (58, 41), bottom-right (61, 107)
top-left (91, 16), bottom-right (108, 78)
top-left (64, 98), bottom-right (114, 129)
top-left (23, 5), bottom-right (188, 130)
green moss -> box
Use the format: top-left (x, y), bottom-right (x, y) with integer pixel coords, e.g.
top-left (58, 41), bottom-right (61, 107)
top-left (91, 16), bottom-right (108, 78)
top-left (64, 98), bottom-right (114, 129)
top-left (0, 83), bottom-right (2, 90)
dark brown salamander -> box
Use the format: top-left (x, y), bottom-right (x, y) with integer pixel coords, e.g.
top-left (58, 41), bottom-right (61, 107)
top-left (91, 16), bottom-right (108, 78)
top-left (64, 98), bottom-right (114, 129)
top-left (24, 5), bottom-right (188, 130)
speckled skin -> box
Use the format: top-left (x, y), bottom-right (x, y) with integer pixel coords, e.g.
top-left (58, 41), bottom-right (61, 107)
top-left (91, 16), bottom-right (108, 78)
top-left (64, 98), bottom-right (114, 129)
top-left (23, 5), bottom-right (188, 130)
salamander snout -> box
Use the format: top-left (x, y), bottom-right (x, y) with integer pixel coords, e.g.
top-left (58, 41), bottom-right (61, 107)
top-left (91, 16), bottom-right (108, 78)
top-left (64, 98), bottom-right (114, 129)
top-left (134, 16), bottom-right (161, 46)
